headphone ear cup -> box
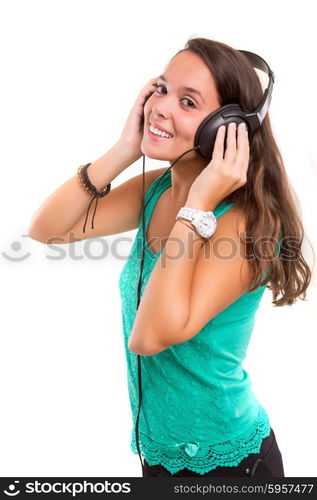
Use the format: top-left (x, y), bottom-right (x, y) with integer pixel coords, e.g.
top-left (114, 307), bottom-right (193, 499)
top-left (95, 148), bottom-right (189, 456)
top-left (194, 104), bottom-right (248, 159)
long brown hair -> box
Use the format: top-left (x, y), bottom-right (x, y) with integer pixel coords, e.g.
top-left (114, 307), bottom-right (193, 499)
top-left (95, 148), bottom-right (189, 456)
top-left (173, 37), bottom-right (314, 306)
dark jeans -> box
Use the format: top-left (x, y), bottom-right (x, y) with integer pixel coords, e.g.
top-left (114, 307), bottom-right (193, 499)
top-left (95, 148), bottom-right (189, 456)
top-left (142, 427), bottom-right (285, 477)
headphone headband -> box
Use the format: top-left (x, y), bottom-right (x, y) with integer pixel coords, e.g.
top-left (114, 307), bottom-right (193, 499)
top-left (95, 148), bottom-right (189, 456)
top-left (239, 50), bottom-right (275, 127)
top-left (194, 49), bottom-right (275, 158)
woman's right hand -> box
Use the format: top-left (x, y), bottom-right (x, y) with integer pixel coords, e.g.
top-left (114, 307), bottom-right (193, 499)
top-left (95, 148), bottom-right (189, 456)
top-left (117, 77), bottom-right (159, 163)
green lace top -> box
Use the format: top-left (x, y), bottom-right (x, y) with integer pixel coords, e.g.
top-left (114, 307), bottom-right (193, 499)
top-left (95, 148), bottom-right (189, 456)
top-left (118, 168), bottom-right (280, 475)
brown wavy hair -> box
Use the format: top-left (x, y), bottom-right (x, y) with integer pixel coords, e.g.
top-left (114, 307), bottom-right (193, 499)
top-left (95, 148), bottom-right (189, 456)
top-left (173, 37), bottom-right (314, 306)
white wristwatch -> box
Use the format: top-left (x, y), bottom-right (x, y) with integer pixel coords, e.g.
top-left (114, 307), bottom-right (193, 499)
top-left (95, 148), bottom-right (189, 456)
top-left (176, 207), bottom-right (217, 240)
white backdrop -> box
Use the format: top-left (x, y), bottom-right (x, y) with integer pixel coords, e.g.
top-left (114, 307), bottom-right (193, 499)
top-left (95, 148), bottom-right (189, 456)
top-left (1, 0), bottom-right (316, 478)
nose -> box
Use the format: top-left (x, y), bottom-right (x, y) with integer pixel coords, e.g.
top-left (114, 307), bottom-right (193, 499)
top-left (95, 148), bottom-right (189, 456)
top-left (151, 96), bottom-right (174, 120)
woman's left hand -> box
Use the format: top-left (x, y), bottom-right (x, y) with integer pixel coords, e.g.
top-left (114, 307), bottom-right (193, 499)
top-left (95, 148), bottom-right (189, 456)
top-left (188, 122), bottom-right (250, 209)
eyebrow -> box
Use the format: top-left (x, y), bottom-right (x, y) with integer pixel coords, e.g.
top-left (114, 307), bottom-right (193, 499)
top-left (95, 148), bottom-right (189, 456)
top-left (158, 75), bottom-right (205, 104)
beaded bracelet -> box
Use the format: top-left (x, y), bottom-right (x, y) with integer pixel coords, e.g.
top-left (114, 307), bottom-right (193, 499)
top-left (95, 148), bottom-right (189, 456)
top-left (77, 163), bottom-right (111, 197)
top-left (77, 163), bottom-right (111, 233)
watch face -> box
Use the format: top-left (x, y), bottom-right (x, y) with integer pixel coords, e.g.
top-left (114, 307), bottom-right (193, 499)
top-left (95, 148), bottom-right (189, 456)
top-left (195, 214), bottom-right (216, 237)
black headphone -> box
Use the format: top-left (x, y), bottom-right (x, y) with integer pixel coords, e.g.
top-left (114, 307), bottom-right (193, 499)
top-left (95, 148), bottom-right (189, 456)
top-left (195, 50), bottom-right (274, 158)
top-left (133, 49), bottom-right (275, 473)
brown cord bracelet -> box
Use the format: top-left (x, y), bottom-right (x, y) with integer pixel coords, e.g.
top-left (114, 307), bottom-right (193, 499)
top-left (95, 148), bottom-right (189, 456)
top-left (77, 163), bottom-right (111, 233)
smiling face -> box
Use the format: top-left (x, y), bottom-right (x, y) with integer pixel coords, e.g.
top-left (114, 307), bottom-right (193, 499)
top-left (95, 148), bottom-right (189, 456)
top-left (141, 50), bottom-right (221, 165)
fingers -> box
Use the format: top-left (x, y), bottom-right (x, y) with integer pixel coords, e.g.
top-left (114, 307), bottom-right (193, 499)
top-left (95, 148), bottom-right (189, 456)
top-left (213, 122), bottom-right (249, 166)
top-left (212, 123), bottom-right (238, 162)
top-left (138, 77), bottom-right (158, 101)
top-left (236, 122), bottom-right (250, 165)
top-left (224, 122), bottom-right (237, 161)
top-left (139, 77), bottom-right (160, 106)
top-left (145, 76), bottom-right (160, 93)
top-left (211, 125), bottom-right (226, 160)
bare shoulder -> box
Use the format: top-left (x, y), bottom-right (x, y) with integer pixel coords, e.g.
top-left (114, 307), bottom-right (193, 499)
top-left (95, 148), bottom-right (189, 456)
top-left (203, 205), bottom-right (248, 260)
top-left (216, 205), bottom-right (247, 233)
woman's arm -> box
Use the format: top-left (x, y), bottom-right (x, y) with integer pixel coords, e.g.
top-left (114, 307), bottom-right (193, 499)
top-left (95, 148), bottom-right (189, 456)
top-left (128, 197), bottom-right (252, 356)
top-left (128, 194), bottom-right (211, 356)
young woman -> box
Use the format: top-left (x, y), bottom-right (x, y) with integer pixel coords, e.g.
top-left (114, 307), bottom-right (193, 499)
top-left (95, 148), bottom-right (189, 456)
top-left (29, 37), bottom-right (312, 477)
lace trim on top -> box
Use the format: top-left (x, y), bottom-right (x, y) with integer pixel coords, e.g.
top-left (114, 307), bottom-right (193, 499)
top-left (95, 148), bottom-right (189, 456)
top-left (131, 405), bottom-right (271, 475)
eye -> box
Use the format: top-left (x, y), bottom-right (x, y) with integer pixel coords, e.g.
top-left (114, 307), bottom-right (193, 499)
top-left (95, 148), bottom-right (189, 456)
top-left (154, 83), bottom-right (196, 109)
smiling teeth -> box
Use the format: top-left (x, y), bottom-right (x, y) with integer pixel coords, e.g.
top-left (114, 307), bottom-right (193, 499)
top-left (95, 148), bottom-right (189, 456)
top-left (149, 123), bottom-right (173, 138)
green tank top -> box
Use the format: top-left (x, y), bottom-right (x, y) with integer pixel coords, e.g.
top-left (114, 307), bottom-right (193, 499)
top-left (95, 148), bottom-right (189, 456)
top-left (119, 168), bottom-right (280, 475)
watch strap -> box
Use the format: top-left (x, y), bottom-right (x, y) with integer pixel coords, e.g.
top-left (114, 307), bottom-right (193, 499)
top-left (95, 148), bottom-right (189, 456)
top-left (176, 206), bottom-right (217, 239)
top-left (175, 217), bottom-right (209, 242)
